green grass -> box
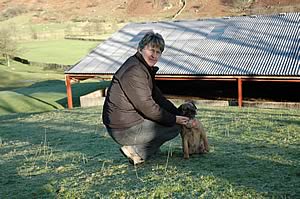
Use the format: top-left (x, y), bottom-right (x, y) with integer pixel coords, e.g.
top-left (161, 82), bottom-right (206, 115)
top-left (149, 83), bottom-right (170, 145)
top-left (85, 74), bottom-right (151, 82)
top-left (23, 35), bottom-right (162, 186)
top-left (0, 60), bottom-right (64, 114)
top-left (0, 77), bottom-right (108, 115)
top-left (0, 36), bottom-right (104, 115)
top-left (1, 13), bottom-right (103, 65)
top-left (0, 60), bottom-right (109, 115)
top-left (0, 106), bottom-right (299, 198)
top-left (1, 13), bottom-right (299, 198)
top-left (18, 39), bottom-right (99, 65)
top-left (0, 15), bottom-right (109, 116)
top-left (0, 60), bottom-right (64, 89)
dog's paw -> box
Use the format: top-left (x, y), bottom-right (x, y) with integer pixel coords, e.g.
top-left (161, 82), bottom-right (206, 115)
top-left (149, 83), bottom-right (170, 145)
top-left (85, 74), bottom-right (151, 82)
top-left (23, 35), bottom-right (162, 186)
top-left (201, 148), bottom-right (210, 154)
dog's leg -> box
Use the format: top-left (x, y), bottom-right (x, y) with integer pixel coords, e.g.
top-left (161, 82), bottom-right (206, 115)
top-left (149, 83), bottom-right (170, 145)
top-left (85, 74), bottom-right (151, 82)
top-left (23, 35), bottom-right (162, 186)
top-left (181, 129), bottom-right (190, 159)
top-left (183, 137), bottom-right (190, 159)
top-left (202, 131), bottom-right (209, 153)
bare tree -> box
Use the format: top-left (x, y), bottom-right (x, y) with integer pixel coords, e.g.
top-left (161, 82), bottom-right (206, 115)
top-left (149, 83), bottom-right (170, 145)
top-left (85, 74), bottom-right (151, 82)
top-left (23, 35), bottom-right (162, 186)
top-left (0, 27), bottom-right (18, 67)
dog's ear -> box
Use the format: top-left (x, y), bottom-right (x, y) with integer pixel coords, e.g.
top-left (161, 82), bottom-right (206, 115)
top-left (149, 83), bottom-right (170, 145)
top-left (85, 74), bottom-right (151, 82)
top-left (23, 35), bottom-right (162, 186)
top-left (186, 100), bottom-right (197, 110)
top-left (191, 101), bottom-right (197, 110)
top-left (177, 104), bottom-right (183, 115)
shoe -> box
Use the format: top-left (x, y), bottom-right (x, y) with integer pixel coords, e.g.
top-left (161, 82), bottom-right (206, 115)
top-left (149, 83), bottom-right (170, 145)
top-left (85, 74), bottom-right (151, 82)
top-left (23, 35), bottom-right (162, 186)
top-left (120, 146), bottom-right (144, 166)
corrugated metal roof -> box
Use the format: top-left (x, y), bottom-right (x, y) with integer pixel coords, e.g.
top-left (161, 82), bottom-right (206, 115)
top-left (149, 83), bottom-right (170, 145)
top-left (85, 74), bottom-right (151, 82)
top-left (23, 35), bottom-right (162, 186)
top-left (65, 12), bottom-right (300, 76)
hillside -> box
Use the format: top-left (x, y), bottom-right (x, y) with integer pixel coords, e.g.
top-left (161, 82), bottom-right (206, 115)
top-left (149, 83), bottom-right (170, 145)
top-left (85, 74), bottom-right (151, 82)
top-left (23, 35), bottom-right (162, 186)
top-left (1, 0), bottom-right (300, 24)
top-left (0, 0), bottom-right (299, 42)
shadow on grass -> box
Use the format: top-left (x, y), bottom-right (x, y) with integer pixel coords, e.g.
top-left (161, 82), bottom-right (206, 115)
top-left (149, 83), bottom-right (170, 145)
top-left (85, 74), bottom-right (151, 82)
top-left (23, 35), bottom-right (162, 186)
top-left (14, 80), bottom-right (67, 93)
top-left (0, 80), bottom-right (110, 114)
top-left (0, 59), bottom-right (7, 66)
top-left (0, 107), bottom-right (299, 198)
top-left (56, 80), bottom-right (110, 108)
top-left (0, 108), bottom-right (113, 197)
top-left (183, 139), bottom-right (299, 195)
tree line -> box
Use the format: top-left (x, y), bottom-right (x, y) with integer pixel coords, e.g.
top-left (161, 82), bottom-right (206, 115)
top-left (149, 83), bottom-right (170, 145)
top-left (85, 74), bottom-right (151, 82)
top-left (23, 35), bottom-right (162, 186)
top-left (0, 27), bottom-right (17, 67)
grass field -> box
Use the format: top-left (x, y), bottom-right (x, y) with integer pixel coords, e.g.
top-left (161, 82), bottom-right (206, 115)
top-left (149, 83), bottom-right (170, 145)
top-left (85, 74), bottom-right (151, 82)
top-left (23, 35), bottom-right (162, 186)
top-left (0, 60), bottom-right (63, 89)
top-left (0, 61), bottom-right (109, 115)
top-left (0, 78), bottom-right (107, 115)
top-left (0, 37), bottom-right (103, 115)
top-left (18, 39), bottom-right (99, 65)
top-left (0, 75), bottom-right (103, 116)
top-left (0, 106), bottom-right (299, 198)
top-left (1, 15), bottom-right (107, 116)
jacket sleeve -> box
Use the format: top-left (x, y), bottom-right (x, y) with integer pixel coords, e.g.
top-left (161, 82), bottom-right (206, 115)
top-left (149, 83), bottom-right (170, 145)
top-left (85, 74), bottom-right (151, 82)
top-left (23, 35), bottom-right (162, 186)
top-left (153, 86), bottom-right (180, 115)
top-left (119, 65), bottom-right (176, 126)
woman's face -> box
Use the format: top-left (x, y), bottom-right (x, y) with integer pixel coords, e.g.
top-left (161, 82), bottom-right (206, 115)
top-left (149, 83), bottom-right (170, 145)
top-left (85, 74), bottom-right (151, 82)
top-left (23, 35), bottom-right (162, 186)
top-left (139, 44), bottom-right (162, 67)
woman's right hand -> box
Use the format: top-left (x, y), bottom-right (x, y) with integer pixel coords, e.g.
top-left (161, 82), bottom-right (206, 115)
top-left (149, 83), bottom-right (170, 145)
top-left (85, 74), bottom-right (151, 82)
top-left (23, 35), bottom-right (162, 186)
top-left (176, 115), bottom-right (189, 125)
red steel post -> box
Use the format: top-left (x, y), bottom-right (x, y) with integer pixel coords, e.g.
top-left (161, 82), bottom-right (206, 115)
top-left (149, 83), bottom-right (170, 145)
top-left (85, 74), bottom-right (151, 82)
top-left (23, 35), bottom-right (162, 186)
top-left (65, 75), bottom-right (73, 109)
top-left (238, 78), bottom-right (243, 108)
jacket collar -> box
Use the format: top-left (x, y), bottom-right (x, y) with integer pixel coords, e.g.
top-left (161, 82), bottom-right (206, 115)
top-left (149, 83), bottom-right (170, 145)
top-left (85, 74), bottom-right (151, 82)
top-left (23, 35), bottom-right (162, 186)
top-left (134, 52), bottom-right (159, 76)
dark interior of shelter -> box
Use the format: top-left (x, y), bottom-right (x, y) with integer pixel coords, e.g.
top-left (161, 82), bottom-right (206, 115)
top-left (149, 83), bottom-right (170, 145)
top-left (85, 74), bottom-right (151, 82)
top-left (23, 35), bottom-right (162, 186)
top-left (156, 80), bottom-right (299, 103)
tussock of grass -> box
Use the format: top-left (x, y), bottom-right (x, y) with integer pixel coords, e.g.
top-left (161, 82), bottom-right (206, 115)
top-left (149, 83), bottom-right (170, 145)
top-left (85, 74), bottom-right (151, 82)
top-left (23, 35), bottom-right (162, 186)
top-left (0, 106), bottom-right (299, 198)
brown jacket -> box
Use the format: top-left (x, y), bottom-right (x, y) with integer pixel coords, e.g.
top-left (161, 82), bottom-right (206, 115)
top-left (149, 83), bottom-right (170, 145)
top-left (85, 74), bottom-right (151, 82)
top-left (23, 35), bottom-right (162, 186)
top-left (102, 52), bottom-right (179, 129)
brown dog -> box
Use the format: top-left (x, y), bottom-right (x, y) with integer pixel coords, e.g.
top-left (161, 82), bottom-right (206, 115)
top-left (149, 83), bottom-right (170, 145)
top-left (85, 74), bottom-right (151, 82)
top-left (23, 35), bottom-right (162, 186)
top-left (178, 101), bottom-right (209, 159)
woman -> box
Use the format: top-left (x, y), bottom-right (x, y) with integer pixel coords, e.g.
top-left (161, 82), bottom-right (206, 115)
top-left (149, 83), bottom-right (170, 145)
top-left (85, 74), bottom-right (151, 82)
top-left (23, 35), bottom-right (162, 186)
top-left (102, 31), bottom-right (188, 165)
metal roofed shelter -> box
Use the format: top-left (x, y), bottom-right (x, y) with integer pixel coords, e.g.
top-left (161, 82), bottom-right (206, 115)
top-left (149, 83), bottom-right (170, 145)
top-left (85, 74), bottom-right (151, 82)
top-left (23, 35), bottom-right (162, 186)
top-left (65, 12), bottom-right (300, 108)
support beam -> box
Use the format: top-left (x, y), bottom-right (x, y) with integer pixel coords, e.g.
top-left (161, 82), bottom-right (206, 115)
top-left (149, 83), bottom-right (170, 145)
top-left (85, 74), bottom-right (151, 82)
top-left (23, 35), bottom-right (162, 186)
top-left (65, 75), bottom-right (73, 109)
top-left (238, 78), bottom-right (243, 108)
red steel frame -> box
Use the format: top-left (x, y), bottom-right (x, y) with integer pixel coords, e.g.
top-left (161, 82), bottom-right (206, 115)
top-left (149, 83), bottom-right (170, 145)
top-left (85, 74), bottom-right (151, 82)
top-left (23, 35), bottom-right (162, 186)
top-left (65, 74), bottom-right (300, 109)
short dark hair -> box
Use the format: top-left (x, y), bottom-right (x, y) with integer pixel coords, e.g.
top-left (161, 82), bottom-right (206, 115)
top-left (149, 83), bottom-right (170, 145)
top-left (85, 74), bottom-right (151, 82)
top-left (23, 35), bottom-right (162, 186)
top-left (138, 31), bottom-right (165, 53)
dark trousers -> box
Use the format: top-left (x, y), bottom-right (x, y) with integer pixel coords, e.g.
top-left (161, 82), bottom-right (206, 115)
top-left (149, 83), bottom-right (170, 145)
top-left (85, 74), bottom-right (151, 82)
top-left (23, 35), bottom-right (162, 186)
top-left (106, 119), bottom-right (181, 160)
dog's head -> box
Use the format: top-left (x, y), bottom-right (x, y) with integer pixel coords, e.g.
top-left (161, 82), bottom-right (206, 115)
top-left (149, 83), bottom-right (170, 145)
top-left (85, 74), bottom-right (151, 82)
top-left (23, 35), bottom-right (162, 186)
top-left (178, 101), bottom-right (197, 118)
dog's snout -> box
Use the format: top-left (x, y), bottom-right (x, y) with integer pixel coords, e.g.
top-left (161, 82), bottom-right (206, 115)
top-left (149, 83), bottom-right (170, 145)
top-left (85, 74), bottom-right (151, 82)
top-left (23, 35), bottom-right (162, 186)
top-left (179, 102), bottom-right (197, 118)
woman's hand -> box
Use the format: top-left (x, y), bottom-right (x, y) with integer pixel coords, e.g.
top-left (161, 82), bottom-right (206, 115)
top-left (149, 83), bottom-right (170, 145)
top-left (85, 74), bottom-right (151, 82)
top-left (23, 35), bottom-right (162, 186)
top-left (176, 115), bottom-right (189, 125)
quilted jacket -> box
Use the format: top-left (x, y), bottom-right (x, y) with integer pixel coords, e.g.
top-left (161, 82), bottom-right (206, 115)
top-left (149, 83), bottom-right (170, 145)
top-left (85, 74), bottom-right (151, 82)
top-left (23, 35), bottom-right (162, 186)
top-left (102, 52), bottom-right (180, 129)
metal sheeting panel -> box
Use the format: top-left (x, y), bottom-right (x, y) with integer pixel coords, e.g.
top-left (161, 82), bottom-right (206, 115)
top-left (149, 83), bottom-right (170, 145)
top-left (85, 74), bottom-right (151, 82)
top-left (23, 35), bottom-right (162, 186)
top-left (65, 13), bottom-right (300, 77)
